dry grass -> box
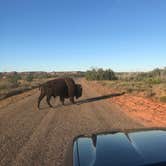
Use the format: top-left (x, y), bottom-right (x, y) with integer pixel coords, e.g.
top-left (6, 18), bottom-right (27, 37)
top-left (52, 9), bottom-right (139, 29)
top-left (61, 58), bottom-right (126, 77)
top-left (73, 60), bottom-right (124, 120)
top-left (98, 80), bottom-right (166, 102)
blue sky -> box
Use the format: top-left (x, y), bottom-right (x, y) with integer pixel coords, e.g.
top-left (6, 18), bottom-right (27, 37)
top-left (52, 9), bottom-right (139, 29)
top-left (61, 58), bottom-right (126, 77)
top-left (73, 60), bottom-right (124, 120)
top-left (0, 0), bottom-right (166, 72)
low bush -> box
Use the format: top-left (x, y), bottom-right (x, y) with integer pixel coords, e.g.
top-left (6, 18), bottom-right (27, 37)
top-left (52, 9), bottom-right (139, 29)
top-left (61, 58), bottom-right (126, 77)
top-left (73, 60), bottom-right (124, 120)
top-left (26, 74), bottom-right (34, 82)
top-left (8, 74), bottom-right (21, 85)
top-left (146, 89), bottom-right (156, 97)
top-left (0, 84), bottom-right (7, 90)
top-left (86, 68), bottom-right (117, 80)
top-left (144, 78), bottom-right (162, 84)
top-left (160, 96), bottom-right (166, 103)
top-left (126, 88), bottom-right (133, 93)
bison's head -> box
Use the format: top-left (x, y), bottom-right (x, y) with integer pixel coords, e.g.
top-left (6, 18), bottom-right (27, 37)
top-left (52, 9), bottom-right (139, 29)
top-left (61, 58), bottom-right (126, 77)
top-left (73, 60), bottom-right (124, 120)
top-left (75, 84), bottom-right (82, 99)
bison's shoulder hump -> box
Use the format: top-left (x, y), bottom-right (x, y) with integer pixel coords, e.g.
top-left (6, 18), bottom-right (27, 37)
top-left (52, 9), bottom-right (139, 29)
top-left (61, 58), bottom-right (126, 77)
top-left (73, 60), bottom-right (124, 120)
top-left (64, 78), bottom-right (76, 97)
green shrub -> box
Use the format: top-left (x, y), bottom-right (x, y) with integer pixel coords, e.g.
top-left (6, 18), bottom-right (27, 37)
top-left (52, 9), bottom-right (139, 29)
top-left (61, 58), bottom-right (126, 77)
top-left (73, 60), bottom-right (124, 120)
top-left (126, 88), bottom-right (133, 93)
top-left (8, 74), bottom-right (21, 85)
top-left (144, 78), bottom-right (162, 84)
top-left (117, 67), bottom-right (166, 82)
top-left (100, 82), bottom-right (107, 86)
top-left (0, 84), bottom-right (7, 90)
top-left (26, 74), bottom-right (34, 82)
top-left (160, 96), bottom-right (166, 103)
top-left (85, 68), bottom-right (117, 80)
top-left (36, 73), bottom-right (49, 79)
top-left (146, 89), bottom-right (156, 97)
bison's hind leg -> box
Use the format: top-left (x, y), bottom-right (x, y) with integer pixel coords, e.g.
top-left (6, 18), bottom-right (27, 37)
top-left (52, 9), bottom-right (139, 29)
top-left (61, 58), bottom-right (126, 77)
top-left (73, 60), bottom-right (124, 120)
top-left (38, 93), bottom-right (45, 109)
top-left (60, 96), bottom-right (65, 105)
top-left (46, 95), bottom-right (53, 108)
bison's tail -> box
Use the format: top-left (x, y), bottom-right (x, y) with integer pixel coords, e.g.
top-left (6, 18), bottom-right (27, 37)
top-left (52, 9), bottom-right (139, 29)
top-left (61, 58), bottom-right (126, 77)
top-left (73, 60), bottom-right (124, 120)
top-left (38, 84), bottom-right (42, 90)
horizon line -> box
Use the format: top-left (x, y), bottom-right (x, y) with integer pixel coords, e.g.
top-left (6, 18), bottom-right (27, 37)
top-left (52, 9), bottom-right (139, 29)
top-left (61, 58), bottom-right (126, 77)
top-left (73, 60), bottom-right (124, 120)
top-left (1, 67), bottom-right (165, 73)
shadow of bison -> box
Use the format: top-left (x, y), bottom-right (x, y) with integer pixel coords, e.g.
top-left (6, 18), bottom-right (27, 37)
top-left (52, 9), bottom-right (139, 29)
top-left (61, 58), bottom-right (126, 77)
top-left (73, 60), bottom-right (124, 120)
top-left (38, 77), bottom-right (82, 109)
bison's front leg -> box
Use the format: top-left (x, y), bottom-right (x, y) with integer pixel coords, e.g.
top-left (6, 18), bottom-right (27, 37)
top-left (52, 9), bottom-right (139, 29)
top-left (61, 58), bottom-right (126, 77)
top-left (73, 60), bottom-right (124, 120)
top-left (38, 93), bottom-right (45, 109)
top-left (60, 96), bottom-right (65, 105)
top-left (70, 97), bottom-right (75, 104)
top-left (46, 95), bottom-right (53, 107)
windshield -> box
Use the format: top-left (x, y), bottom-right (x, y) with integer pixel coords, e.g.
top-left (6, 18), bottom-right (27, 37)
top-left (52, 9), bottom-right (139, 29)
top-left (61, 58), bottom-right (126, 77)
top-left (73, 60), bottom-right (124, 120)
top-left (0, 0), bottom-right (166, 166)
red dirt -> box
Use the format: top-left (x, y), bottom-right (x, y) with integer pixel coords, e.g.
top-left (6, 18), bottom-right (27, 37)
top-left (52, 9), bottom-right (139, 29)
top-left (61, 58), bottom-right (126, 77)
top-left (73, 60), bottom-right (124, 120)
top-left (86, 80), bottom-right (166, 127)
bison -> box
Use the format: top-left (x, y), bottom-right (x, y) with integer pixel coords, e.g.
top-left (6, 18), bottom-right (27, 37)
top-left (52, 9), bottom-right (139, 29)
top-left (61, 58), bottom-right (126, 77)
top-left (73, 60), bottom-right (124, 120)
top-left (38, 77), bottom-right (82, 109)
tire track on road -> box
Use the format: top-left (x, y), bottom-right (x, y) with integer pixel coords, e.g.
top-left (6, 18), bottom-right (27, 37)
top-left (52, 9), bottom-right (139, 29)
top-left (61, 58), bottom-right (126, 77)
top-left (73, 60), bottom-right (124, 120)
top-left (11, 110), bottom-right (56, 166)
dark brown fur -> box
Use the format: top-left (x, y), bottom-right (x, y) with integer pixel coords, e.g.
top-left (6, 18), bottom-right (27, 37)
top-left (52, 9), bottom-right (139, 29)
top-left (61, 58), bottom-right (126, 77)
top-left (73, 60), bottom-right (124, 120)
top-left (38, 78), bottom-right (82, 109)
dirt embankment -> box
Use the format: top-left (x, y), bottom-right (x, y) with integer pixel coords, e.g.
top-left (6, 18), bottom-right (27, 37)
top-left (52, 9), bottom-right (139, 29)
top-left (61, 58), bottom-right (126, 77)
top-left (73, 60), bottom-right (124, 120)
top-left (85, 79), bottom-right (166, 127)
top-left (0, 89), bottom-right (37, 109)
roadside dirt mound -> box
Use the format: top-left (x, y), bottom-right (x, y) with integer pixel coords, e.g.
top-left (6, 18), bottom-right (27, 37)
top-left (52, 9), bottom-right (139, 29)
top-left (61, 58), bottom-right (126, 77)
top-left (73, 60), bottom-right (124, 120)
top-left (0, 89), bottom-right (37, 109)
top-left (84, 79), bottom-right (166, 127)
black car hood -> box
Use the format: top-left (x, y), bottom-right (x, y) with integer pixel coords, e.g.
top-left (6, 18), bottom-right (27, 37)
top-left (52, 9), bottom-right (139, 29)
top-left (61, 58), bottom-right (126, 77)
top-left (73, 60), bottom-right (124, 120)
top-left (73, 129), bottom-right (166, 166)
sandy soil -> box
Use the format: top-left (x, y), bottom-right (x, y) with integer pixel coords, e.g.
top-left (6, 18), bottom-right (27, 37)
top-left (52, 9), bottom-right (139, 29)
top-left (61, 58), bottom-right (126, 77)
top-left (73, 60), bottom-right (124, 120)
top-left (0, 79), bottom-right (144, 166)
top-left (87, 80), bottom-right (166, 127)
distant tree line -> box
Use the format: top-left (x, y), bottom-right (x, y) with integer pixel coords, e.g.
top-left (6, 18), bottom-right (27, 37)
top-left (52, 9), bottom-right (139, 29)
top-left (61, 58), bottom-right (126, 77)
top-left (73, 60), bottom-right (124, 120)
top-left (85, 68), bottom-right (117, 80)
top-left (117, 67), bottom-right (166, 83)
top-left (7, 73), bottom-right (21, 87)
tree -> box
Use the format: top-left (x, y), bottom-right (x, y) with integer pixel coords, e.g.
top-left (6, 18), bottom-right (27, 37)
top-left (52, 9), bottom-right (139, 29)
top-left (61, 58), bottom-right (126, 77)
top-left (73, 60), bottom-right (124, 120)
top-left (8, 73), bottom-right (21, 88)
top-left (8, 73), bottom-right (21, 84)
top-left (26, 74), bottom-right (34, 82)
top-left (85, 68), bottom-right (117, 80)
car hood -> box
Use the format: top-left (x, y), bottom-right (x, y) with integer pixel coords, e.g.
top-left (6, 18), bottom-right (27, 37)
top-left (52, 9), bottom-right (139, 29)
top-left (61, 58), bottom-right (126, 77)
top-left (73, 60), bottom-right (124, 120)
top-left (73, 129), bottom-right (166, 166)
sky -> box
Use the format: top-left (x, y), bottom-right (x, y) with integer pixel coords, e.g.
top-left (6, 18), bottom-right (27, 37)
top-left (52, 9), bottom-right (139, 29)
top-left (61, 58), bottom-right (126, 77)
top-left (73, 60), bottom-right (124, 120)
top-left (0, 0), bottom-right (166, 72)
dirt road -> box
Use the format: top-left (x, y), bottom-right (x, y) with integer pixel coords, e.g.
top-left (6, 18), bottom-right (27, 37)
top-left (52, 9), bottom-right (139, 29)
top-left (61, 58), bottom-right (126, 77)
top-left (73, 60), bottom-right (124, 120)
top-left (0, 79), bottom-right (143, 166)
